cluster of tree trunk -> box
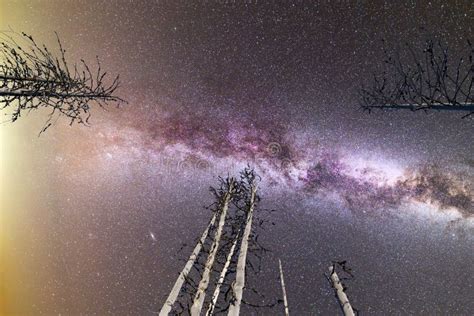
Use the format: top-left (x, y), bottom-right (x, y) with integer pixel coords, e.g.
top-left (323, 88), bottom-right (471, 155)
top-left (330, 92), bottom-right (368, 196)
top-left (160, 168), bottom-right (268, 316)
top-left (159, 167), bottom-right (364, 316)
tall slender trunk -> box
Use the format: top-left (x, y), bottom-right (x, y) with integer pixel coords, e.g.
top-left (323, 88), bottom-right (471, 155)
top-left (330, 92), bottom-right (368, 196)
top-left (329, 266), bottom-right (355, 316)
top-left (363, 103), bottom-right (474, 112)
top-left (0, 88), bottom-right (113, 99)
top-left (191, 181), bottom-right (235, 315)
top-left (206, 230), bottom-right (240, 316)
top-left (159, 213), bottom-right (218, 316)
top-left (279, 259), bottom-right (289, 316)
top-left (0, 75), bottom-right (65, 84)
top-left (227, 184), bottom-right (257, 316)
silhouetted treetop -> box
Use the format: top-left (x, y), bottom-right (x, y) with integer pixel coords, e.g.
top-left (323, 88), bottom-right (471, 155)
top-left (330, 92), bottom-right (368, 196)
top-left (0, 30), bottom-right (124, 133)
top-left (359, 38), bottom-right (473, 118)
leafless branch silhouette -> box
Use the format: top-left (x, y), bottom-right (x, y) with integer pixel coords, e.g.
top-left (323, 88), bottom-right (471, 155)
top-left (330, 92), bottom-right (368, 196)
top-left (359, 38), bottom-right (473, 118)
top-left (0, 30), bottom-right (124, 134)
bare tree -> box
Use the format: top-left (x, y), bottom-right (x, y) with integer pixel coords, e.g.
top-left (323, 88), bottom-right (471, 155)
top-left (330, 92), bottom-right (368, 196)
top-left (158, 168), bottom-right (279, 316)
top-left (159, 212), bottom-right (219, 315)
top-left (0, 30), bottom-right (123, 133)
top-left (327, 261), bottom-right (356, 316)
top-left (328, 265), bottom-right (354, 316)
top-left (205, 229), bottom-right (240, 316)
top-left (278, 259), bottom-right (290, 316)
top-left (228, 169), bottom-right (259, 316)
top-left (359, 38), bottom-right (474, 118)
top-left (191, 178), bottom-right (236, 315)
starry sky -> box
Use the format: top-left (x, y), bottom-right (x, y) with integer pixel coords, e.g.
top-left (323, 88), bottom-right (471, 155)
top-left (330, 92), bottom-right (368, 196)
top-left (1, 0), bottom-right (473, 315)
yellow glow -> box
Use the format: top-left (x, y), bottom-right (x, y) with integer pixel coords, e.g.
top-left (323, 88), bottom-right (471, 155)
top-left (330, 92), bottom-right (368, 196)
top-left (1, 3), bottom-right (49, 313)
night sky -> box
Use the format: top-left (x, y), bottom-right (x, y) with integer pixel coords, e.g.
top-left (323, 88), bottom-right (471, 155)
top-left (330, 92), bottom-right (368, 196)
top-left (1, 1), bottom-right (473, 315)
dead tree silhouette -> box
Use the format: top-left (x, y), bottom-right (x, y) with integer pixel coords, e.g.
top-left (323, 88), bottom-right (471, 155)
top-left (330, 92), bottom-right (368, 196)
top-left (0, 30), bottom-right (124, 133)
top-left (326, 261), bottom-right (357, 316)
top-left (160, 168), bottom-right (278, 316)
top-left (359, 38), bottom-right (474, 118)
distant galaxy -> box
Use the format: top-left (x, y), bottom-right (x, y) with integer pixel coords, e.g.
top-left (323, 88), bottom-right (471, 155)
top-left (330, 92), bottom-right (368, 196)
top-left (67, 104), bottom-right (474, 219)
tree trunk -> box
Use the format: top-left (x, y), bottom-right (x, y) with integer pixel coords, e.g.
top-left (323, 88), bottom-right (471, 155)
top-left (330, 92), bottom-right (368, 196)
top-left (206, 230), bottom-right (240, 316)
top-left (191, 180), bottom-right (234, 315)
top-left (329, 266), bottom-right (355, 316)
top-left (0, 88), bottom-right (113, 100)
top-left (279, 259), bottom-right (289, 316)
top-left (0, 75), bottom-right (64, 84)
top-left (159, 213), bottom-right (218, 316)
top-left (363, 103), bottom-right (474, 112)
top-left (227, 184), bottom-right (257, 316)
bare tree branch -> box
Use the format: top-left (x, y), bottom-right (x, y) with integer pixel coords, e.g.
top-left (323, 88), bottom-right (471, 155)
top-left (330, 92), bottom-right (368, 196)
top-left (359, 38), bottom-right (474, 118)
top-left (0, 30), bottom-right (125, 133)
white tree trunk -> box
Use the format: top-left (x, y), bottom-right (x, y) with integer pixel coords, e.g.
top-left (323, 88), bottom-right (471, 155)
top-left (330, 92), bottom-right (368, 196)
top-left (328, 266), bottom-right (355, 316)
top-left (205, 230), bottom-right (240, 316)
top-left (191, 181), bottom-right (234, 315)
top-left (159, 214), bottom-right (218, 316)
top-left (227, 184), bottom-right (257, 316)
top-left (279, 259), bottom-right (289, 316)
